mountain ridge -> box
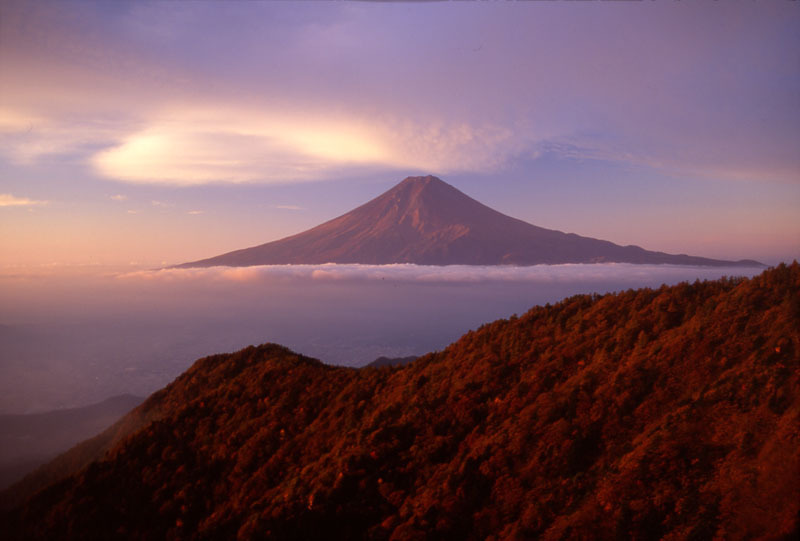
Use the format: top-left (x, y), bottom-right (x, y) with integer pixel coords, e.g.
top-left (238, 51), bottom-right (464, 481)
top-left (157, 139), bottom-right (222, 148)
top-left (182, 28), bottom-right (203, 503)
top-left (0, 394), bottom-right (144, 491)
top-left (4, 263), bottom-right (797, 539)
top-left (178, 175), bottom-right (762, 268)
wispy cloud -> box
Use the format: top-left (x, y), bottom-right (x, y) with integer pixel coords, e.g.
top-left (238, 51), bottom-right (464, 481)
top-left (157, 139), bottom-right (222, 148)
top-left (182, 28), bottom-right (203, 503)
top-left (110, 194), bottom-right (127, 201)
top-left (0, 108), bottom-right (128, 166)
top-left (187, 210), bottom-right (204, 215)
top-left (1, 1), bottom-right (798, 186)
top-left (87, 109), bottom-right (399, 185)
top-left (0, 193), bottom-right (48, 207)
top-left (151, 200), bottom-right (173, 208)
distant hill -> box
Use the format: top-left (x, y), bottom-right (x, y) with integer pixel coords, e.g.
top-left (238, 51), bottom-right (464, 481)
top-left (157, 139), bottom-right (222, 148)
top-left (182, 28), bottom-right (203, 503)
top-left (3, 263), bottom-right (797, 539)
top-left (0, 395), bottom-right (152, 510)
top-left (365, 355), bottom-right (418, 368)
top-left (0, 395), bottom-right (143, 491)
top-left (178, 175), bottom-right (762, 268)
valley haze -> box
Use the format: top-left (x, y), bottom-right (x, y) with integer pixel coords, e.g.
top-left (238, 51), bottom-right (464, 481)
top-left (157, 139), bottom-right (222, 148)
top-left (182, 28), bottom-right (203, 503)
top-left (0, 262), bottom-right (767, 416)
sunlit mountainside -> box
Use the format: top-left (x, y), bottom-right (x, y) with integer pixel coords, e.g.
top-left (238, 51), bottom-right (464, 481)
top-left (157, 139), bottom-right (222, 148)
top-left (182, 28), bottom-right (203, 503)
top-left (179, 176), bottom-right (763, 268)
top-left (4, 263), bottom-right (797, 540)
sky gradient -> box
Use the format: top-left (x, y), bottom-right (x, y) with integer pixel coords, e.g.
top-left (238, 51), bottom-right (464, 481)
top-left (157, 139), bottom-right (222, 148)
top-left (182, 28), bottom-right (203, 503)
top-left (1, 0), bottom-right (799, 268)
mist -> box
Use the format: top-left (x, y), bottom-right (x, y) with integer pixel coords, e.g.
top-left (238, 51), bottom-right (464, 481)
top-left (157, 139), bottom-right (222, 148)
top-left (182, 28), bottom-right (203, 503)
top-left (0, 263), bottom-right (765, 414)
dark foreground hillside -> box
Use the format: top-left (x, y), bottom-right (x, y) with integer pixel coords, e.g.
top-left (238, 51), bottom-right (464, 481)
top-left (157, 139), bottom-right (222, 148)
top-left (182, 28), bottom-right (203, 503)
top-left (4, 263), bottom-right (799, 540)
top-left (0, 394), bottom-right (144, 491)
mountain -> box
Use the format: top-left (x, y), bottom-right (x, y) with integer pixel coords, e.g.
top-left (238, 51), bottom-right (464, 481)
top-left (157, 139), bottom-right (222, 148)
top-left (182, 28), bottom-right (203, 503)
top-left (4, 263), bottom-right (797, 540)
top-left (0, 394), bottom-right (143, 491)
top-left (365, 355), bottom-right (418, 368)
top-left (178, 175), bottom-right (762, 268)
top-left (0, 395), bottom-right (156, 510)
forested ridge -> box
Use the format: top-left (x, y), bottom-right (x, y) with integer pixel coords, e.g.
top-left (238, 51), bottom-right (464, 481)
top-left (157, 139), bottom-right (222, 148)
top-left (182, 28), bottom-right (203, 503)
top-left (4, 263), bottom-right (798, 540)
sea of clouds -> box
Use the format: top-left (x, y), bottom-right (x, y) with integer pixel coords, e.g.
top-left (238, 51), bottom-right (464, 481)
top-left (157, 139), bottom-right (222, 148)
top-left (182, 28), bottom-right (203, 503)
top-left (117, 262), bottom-right (765, 286)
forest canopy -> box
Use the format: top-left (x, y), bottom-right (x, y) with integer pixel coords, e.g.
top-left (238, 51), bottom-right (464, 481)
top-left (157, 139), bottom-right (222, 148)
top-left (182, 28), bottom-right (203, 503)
top-left (4, 263), bottom-right (799, 540)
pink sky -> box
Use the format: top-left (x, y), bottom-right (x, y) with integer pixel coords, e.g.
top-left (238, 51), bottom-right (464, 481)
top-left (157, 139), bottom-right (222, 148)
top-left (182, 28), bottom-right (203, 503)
top-left (1, 1), bottom-right (798, 268)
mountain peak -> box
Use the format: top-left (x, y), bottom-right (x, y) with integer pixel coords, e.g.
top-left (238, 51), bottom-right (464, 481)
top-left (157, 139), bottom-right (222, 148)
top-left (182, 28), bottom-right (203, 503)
top-left (387, 175), bottom-right (457, 204)
top-left (395, 175), bottom-right (451, 193)
top-left (380, 175), bottom-right (470, 215)
top-left (399, 174), bottom-right (444, 186)
top-left (177, 175), bottom-right (762, 268)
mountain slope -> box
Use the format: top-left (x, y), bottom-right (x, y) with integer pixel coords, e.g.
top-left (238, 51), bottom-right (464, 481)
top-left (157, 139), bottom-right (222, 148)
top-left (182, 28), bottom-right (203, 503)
top-left (179, 176), bottom-right (761, 267)
top-left (0, 392), bottom-right (170, 511)
top-left (4, 263), bottom-right (797, 540)
top-left (0, 394), bottom-right (143, 491)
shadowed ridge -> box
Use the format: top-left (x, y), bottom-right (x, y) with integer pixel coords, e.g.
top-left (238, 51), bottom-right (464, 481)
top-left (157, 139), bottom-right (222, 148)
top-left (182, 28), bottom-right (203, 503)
top-left (363, 355), bottom-right (418, 369)
top-left (0, 395), bottom-right (144, 493)
top-left (176, 175), bottom-right (763, 268)
top-left (0, 343), bottom-right (323, 512)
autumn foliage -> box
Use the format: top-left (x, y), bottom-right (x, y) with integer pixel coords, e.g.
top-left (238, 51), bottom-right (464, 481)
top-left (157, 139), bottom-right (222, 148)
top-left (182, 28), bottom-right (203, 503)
top-left (4, 263), bottom-right (799, 540)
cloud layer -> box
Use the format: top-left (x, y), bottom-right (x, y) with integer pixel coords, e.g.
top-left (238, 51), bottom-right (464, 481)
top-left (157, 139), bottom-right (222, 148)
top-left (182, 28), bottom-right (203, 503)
top-left (118, 263), bottom-right (766, 287)
top-left (0, 194), bottom-right (48, 207)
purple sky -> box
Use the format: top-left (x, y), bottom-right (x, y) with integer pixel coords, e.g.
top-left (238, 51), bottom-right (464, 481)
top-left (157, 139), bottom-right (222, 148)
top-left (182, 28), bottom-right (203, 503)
top-left (1, 0), bottom-right (798, 267)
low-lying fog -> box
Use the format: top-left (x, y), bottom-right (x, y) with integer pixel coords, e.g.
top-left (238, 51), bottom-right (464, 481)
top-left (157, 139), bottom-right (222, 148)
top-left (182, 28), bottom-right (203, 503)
top-left (0, 263), bottom-right (765, 414)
